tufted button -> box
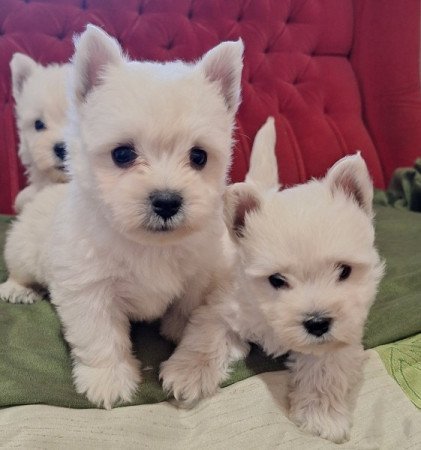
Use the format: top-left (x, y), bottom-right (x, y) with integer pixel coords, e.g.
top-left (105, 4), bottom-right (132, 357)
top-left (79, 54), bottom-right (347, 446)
top-left (263, 45), bottom-right (271, 54)
top-left (80, 0), bottom-right (87, 9)
top-left (187, 9), bottom-right (193, 19)
top-left (138, 4), bottom-right (143, 15)
top-left (165, 39), bottom-right (174, 50)
top-left (57, 31), bottom-right (66, 40)
top-left (236, 11), bottom-right (243, 22)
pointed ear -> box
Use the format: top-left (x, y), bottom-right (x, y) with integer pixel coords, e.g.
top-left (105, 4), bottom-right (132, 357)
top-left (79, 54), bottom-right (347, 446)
top-left (72, 24), bottom-right (124, 103)
top-left (324, 152), bottom-right (373, 216)
top-left (246, 117), bottom-right (280, 191)
top-left (10, 53), bottom-right (38, 98)
top-left (224, 183), bottom-right (261, 239)
top-left (199, 39), bottom-right (244, 114)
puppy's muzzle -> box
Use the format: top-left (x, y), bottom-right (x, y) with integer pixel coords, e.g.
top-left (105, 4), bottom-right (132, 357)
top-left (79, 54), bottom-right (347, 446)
top-left (150, 190), bottom-right (183, 221)
top-left (303, 315), bottom-right (332, 337)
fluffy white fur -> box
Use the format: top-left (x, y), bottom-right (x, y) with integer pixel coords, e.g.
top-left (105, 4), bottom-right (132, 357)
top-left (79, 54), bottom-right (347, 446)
top-left (10, 54), bottom-right (70, 212)
top-left (0, 25), bottom-right (244, 409)
top-left (160, 118), bottom-right (385, 443)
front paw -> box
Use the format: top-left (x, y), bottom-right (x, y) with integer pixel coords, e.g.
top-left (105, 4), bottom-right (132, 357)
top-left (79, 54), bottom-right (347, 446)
top-left (73, 357), bottom-right (141, 409)
top-left (160, 351), bottom-right (224, 406)
top-left (290, 406), bottom-right (350, 443)
top-left (0, 279), bottom-right (40, 304)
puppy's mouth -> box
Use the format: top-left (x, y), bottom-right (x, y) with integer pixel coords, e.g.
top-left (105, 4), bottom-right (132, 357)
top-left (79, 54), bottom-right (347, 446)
top-left (143, 213), bottom-right (186, 234)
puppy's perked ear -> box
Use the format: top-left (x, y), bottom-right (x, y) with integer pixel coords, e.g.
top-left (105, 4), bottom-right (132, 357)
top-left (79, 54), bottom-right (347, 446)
top-left (245, 116), bottom-right (280, 192)
top-left (199, 39), bottom-right (244, 114)
top-left (10, 53), bottom-right (38, 99)
top-left (72, 24), bottom-right (124, 102)
top-left (324, 152), bottom-right (373, 216)
top-left (224, 183), bottom-right (261, 239)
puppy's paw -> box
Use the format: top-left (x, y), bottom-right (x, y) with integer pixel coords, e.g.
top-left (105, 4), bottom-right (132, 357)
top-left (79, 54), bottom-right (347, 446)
top-left (0, 279), bottom-right (39, 304)
top-left (290, 406), bottom-right (350, 443)
top-left (73, 357), bottom-right (141, 409)
top-left (160, 352), bottom-right (225, 406)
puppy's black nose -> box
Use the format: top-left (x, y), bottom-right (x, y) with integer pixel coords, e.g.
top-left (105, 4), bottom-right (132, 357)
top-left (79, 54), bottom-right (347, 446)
top-left (53, 142), bottom-right (66, 161)
top-left (303, 316), bottom-right (332, 337)
top-left (150, 191), bottom-right (183, 220)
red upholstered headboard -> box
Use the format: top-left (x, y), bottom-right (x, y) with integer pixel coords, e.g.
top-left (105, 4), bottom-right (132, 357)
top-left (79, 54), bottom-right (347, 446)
top-left (1, 0), bottom-right (420, 214)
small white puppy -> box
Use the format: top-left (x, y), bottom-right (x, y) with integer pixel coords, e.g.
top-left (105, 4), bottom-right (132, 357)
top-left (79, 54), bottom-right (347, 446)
top-left (10, 54), bottom-right (70, 212)
top-left (0, 25), bottom-right (244, 409)
top-left (160, 118), bottom-right (385, 443)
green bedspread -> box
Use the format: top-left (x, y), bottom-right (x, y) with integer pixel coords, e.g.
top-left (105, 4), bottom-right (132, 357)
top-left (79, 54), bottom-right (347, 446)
top-left (376, 333), bottom-right (421, 409)
top-left (0, 195), bottom-right (420, 409)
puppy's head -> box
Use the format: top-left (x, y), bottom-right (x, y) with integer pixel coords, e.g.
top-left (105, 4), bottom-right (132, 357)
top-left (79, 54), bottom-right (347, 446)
top-left (225, 152), bottom-right (384, 355)
top-left (10, 54), bottom-right (70, 183)
top-left (67, 25), bottom-right (243, 245)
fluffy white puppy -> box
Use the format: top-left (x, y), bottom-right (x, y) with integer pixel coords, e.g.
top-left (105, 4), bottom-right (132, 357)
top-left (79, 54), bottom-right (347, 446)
top-left (0, 25), bottom-right (244, 409)
top-left (160, 118), bottom-right (385, 443)
top-left (10, 54), bottom-right (70, 212)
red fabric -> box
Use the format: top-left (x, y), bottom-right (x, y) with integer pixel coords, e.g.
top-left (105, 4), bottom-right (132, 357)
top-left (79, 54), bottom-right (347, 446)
top-left (351, 0), bottom-right (421, 183)
top-left (0, 0), bottom-right (420, 213)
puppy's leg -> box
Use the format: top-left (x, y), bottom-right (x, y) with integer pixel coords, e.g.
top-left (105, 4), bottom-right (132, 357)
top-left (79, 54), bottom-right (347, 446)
top-left (160, 279), bottom-right (210, 343)
top-left (160, 302), bottom-right (189, 343)
top-left (14, 185), bottom-right (37, 213)
top-left (53, 283), bottom-right (141, 409)
top-left (288, 345), bottom-right (365, 443)
top-left (160, 303), bottom-right (249, 405)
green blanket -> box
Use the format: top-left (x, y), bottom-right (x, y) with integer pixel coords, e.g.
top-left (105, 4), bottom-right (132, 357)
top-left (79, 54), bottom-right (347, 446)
top-left (0, 195), bottom-right (420, 408)
top-left (376, 333), bottom-right (421, 409)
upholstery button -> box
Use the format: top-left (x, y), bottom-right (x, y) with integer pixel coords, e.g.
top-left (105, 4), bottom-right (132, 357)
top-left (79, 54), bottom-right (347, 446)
top-left (187, 9), bottom-right (193, 19)
top-left (237, 12), bottom-right (243, 22)
top-left (165, 40), bottom-right (174, 50)
top-left (80, 0), bottom-right (87, 10)
top-left (138, 5), bottom-right (143, 14)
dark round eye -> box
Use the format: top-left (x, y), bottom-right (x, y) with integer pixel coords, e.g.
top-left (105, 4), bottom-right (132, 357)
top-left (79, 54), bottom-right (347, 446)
top-left (338, 264), bottom-right (352, 281)
top-left (111, 145), bottom-right (137, 168)
top-left (34, 119), bottom-right (46, 131)
top-left (190, 147), bottom-right (207, 170)
top-left (268, 273), bottom-right (289, 289)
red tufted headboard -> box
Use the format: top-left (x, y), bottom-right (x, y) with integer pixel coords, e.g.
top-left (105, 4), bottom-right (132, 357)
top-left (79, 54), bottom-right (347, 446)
top-left (1, 0), bottom-right (420, 214)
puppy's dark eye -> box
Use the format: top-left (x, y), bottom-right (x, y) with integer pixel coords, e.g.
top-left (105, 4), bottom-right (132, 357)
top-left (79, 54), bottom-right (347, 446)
top-left (268, 273), bottom-right (289, 289)
top-left (338, 264), bottom-right (352, 281)
top-left (111, 145), bottom-right (137, 168)
top-left (190, 147), bottom-right (207, 170)
top-left (34, 119), bottom-right (46, 131)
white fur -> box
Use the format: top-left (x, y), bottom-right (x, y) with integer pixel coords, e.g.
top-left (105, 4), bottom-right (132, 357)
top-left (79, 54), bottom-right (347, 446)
top-left (10, 54), bottom-right (70, 212)
top-left (0, 25), bottom-right (244, 409)
top-left (160, 119), bottom-right (384, 443)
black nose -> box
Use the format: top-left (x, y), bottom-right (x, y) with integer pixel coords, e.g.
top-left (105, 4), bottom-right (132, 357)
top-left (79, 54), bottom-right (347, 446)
top-left (303, 316), bottom-right (332, 337)
top-left (53, 142), bottom-right (66, 161)
top-left (150, 191), bottom-right (183, 220)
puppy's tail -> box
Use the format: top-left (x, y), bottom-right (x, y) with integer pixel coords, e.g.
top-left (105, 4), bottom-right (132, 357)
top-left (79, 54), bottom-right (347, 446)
top-left (245, 117), bottom-right (280, 192)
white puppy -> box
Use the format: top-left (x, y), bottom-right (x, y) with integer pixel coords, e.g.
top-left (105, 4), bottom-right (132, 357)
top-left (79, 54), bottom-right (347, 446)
top-left (160, 118), bottom-right (385, 443)
top-left (10, 54), bottom-right (70, 212)
top-left (0, 25), bottom-right (244, 409)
